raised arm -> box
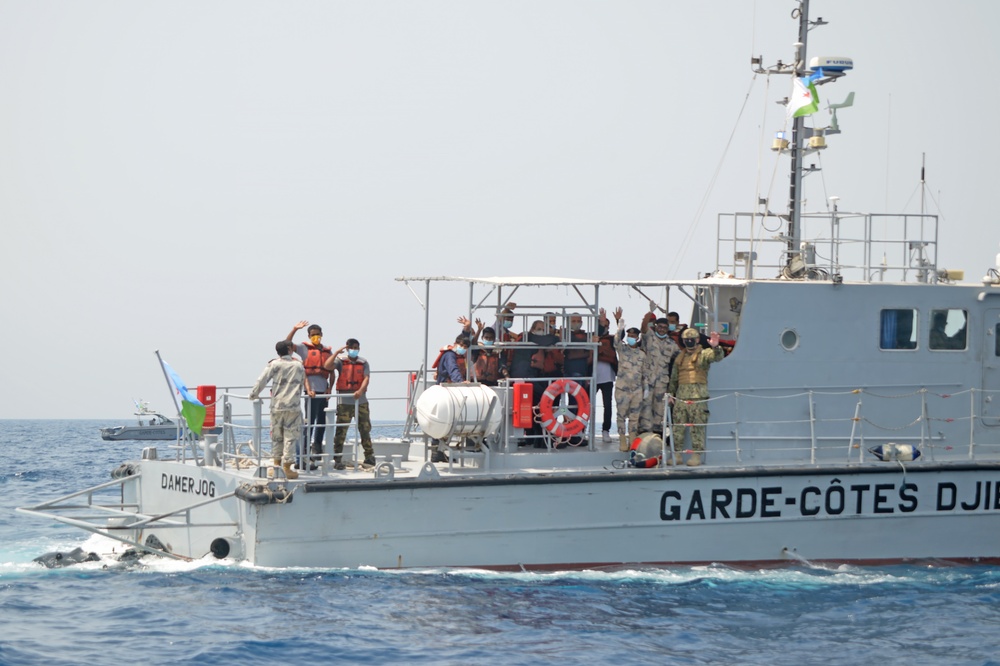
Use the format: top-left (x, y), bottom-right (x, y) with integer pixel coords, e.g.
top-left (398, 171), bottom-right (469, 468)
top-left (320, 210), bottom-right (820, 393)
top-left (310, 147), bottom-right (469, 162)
top-left (286, 320), bottom-right (308, 341)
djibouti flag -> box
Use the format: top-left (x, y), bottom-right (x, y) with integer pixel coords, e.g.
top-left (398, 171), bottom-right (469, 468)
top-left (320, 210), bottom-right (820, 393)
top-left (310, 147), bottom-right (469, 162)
top-left (787, 76), bottom-right (820, 119)
top-left (161, 359), bottom-right (206, 436)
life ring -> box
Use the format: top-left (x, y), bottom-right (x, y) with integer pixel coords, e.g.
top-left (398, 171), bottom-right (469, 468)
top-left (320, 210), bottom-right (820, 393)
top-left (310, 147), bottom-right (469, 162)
top-left (537, 379), bottom-right (591, 438)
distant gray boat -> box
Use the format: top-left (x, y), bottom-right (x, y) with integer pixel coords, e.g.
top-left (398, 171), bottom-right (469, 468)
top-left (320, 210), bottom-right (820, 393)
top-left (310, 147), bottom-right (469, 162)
top-left (100, 403), bottom-right (218, 441)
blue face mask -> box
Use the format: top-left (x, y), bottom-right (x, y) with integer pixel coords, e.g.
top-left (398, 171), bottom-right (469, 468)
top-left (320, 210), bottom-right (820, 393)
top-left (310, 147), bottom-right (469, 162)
top-left (654, 331), bottom-right (668, 339)
top-left (482, 339), bottom-right (494, 347)
top-left (453, 346), bottom-right (466, 356)
top-left (502, 321), bottom-right (512, 330)
top-left (668, 324), bottom-right (677, 332)
top-left (625, 337), bottom-right (637, 347)
top-left (347, 349), bottom-right (360, 359)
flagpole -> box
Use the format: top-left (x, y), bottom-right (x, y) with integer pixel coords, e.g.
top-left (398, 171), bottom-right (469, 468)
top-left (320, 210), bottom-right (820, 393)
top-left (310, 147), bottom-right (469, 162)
top-left (154, 349), bottom-right (183, 419)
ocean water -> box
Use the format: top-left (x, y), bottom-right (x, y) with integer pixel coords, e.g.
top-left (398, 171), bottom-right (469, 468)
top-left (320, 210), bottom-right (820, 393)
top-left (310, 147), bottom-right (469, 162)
top-left (3, 421), bottom-right (1000, 665)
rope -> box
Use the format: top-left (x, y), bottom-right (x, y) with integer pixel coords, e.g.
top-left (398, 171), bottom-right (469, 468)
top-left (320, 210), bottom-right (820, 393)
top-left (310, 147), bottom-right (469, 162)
top-left (667, 73), bottom-right (761, 278)
top-left (860, 416), bottom-right (923, 431)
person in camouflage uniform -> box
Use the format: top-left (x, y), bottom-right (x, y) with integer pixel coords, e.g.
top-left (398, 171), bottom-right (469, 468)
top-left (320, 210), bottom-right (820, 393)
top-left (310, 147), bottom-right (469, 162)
top-left (612, 307), bottom-right (646, 451)
top-left (324, 338), bottom-right (376, 469)
top-left (668, 327), bottom-right (725, 467)
top-left (640, 317), bottom-right (680, 435)
top-left (249, 339), bottom-right (306, 480)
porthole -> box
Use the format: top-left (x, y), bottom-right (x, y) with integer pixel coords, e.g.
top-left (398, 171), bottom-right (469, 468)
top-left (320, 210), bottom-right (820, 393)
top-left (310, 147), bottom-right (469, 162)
top-left (780, 328), bottom-right (799, 351)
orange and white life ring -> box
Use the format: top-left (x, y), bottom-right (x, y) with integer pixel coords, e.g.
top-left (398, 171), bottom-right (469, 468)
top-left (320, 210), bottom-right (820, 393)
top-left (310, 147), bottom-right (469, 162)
top-left (537, 379), bottom-right (591, 438)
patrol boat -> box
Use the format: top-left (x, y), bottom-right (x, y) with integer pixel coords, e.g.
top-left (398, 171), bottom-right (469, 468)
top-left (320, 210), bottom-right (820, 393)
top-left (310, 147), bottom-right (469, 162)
top-left (100, 402), bottom-right (181, 441)
top-left (17, 1), bottom-right (1000, 569)
top-left (100, 401), bottom-right (221, 441)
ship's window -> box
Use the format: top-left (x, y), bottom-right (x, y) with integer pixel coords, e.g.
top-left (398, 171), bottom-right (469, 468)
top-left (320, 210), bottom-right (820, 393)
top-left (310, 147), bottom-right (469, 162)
top-left (995, 324), bottom-right (1000, 356)
top-left (780, 329), bottom-right (799, 351)
top-left (929, 309), bottom-right (968, 351)
top-left (880, 309), bottom-right (917, 350)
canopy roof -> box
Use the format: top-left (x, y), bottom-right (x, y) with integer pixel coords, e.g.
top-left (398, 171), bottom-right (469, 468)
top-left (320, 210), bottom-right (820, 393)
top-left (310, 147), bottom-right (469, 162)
top-left (395, 275), bottom-right (748, 288)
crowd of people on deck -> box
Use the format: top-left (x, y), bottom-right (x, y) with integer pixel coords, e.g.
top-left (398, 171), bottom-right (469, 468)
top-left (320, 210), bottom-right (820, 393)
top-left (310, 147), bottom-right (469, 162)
top-left (431, 301), bottom-right (728, 466)
top-left (248, 303), bottom-right (729, 477)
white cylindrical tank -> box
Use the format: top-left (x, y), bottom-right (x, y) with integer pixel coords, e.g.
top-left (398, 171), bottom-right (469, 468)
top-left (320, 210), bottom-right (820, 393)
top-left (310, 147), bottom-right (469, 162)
top-left (415, 384), bottom-right (502, 440)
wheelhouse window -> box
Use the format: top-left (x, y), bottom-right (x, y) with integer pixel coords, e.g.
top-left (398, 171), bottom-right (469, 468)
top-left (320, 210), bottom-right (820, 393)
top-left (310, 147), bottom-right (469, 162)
top-left (929, 309), bottom-right (968, 351)
top-left (995, 324), bottom-right (1000, 356)
top-left (880, 309), bottom-right (917, 350)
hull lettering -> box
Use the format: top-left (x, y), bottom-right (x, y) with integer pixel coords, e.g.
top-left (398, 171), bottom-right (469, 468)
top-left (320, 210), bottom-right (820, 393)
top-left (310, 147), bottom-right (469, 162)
top-left (658, 479), bottom-right (1000, 521)
top-left (161, 473), bottom-right (216, 498)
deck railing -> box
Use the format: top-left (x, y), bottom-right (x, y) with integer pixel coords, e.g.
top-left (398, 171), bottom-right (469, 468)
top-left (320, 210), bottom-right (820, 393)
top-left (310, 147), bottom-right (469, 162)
top-left (717, 211), bottom-right (940, 283)
top-left (682, 387), bottom-right (1000, 465)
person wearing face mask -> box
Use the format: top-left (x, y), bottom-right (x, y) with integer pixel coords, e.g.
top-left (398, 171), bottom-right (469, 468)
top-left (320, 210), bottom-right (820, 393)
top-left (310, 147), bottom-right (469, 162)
top-left (436, 334), bottom-right (470, 385)
top-left (426, 334), bottom-right (472, 462)
top-left (286, 320), bottom-right (333, 467)
top-left (472, 326), bottom-right (507, 386)
top-left (668, 328), bottom-right (724, 467)
top-left (432, 317), bottom-right (476, 382)
top-left (640, 316), bottom-right (680, 436)
top-left (495, 303), bottom-right (520, 343)
top-left (613, 308), bottom-right (646, 452)
top-left (666, 311), bottom-right (685, 345)
top-left (323, 338), bottom-right (375, 470)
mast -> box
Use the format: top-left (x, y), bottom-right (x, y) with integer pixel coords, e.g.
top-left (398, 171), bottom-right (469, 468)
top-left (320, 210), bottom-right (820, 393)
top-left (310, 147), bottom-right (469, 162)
top-left (786, 0), bottom-right (811, 266)
top-left (754, 1), bottom-right (850, 277)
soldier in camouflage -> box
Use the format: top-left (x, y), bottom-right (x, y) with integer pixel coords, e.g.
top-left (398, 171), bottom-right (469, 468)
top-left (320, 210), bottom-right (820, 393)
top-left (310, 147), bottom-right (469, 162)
top-left (249, 339), bottom-right (306, 480)
top-left (640, 316), bottom-right (680, 436)
top-left (612, 308), bottom-right (646, 451)
top-left (668, 327), bottom-right (725, 467)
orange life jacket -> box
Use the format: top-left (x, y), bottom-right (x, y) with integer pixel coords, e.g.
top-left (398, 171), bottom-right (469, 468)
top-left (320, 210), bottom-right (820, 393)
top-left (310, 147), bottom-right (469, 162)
top-left (335, 358), bottom-right (366, 392)
top-left (302, 342), bottom-right (332, 379)
top-left (474, 351), bottom-right (503, 384)
top-left (432, 345), bottom-right (467, 382)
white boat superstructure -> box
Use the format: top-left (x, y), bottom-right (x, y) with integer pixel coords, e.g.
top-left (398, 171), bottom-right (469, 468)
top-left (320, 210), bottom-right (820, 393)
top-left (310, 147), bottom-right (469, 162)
top-left (18, 0), bottom-right (1000, 569)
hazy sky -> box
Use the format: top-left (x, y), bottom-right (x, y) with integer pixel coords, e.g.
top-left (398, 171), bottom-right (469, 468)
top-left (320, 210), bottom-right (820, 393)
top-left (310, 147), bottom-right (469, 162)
top-left (2, 1), bottom-right (998, 419)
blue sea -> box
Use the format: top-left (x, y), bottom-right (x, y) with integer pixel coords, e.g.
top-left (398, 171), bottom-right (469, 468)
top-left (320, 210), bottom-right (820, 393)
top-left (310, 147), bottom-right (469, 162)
top-left (4, 420), bottom-right (1000, 665)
